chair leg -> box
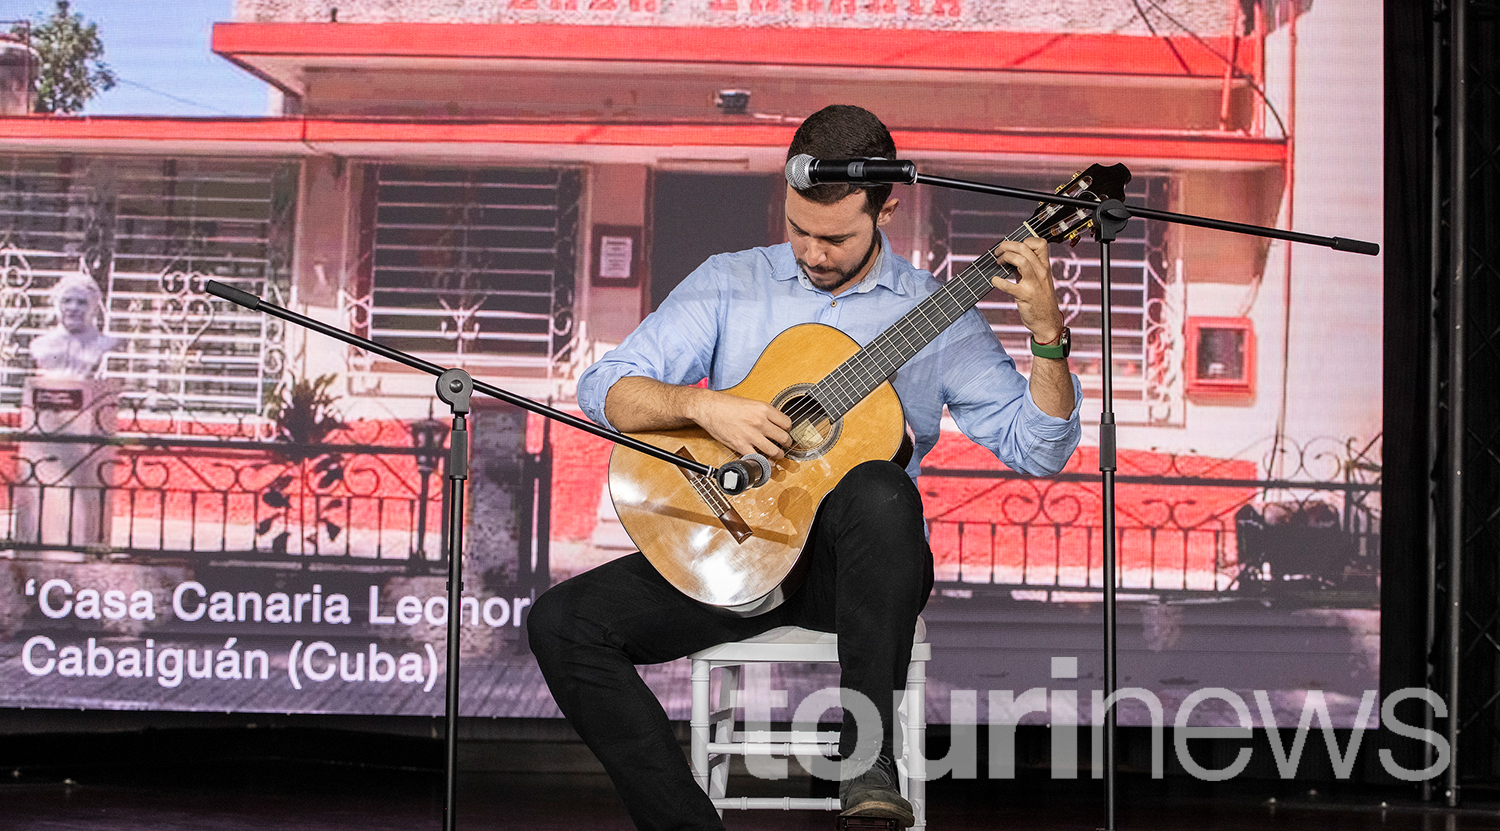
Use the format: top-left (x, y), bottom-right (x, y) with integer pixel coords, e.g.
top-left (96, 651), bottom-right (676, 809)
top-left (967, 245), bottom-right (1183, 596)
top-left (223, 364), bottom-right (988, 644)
top-left (688, 629), bottom-right (931, 825)
top-left (710, 663), bottom-right (741, 803)
top-left (905, 659), bottom-right (927, 829)
top-left (691, 658), bottom-right (712, 796)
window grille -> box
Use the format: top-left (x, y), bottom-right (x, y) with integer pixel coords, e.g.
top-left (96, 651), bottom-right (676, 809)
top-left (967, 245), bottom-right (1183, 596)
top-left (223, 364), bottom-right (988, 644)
top-left (0, 156), bottom-right (84, 404)
top-left (0, 155), bottom-right (296, 417)
top-left (929, 172), bottom-right (1177, 424)
top-left (367, 165), bottom-right (580, 379)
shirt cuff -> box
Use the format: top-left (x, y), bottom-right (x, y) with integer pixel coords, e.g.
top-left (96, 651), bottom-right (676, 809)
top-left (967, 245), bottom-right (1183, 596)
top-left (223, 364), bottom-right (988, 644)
top-left (576, 362), bottom-right (644, 433)
top-left (1019, 372), bottom-right (1084, 436)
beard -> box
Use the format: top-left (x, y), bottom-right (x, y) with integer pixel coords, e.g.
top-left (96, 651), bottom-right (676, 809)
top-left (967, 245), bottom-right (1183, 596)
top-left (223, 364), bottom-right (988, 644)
top-left (799, 234), bottom-right (880, 293)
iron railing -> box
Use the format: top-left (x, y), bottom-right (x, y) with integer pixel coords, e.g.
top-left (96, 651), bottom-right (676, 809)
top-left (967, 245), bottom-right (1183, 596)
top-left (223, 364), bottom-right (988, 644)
top-left (926, 434), bottom-right (1381, 602)
top-left (0, 412), bottom-right (448, 570)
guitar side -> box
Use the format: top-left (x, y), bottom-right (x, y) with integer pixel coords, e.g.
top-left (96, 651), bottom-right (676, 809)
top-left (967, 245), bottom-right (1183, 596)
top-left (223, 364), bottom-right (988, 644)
top-left (607, 323), bottom-right (908, 613)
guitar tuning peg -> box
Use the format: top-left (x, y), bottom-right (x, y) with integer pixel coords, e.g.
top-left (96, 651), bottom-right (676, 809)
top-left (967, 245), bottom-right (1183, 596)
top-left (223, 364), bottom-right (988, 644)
top-left (1057, 171), bottom-right (1083, 194)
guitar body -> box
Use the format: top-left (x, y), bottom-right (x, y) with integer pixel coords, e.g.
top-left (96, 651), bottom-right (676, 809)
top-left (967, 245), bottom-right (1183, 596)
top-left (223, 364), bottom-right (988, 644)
top-left (607, 323), bottom-right (907, 615)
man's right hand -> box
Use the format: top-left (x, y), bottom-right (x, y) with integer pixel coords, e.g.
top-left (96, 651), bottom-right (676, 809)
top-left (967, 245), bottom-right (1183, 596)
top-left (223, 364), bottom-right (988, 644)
top-left (604, 377), bottom-right (793, 459)
top-left (687, 390), bottom-right (793, 460)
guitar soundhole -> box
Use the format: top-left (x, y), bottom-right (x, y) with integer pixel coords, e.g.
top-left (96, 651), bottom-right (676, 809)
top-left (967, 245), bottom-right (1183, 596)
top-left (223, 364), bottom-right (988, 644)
top-left (774, 386), bottom-right (840, 461)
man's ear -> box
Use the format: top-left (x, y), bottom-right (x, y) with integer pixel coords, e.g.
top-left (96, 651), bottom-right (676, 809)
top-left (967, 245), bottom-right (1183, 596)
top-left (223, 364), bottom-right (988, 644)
top-left (876, 197), bottom-right (899, 227)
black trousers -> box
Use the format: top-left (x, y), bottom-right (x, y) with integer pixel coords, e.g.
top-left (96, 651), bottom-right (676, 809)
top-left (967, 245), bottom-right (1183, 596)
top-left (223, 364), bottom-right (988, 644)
top-left (528, 460), bottom-right (934, 831)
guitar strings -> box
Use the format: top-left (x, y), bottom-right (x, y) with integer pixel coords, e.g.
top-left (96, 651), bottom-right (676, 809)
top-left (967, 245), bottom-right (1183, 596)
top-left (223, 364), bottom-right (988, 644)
top-left (831, 229), bottom-right (1023, 409)
top-left (776, 224), bottom-right (1029, 439)
top-left (677, 198), bottom-right (1084, 521)
top-left (823, 194), bottom-right (1082, 420)
top-left (686, 461), bottom-right (735, 515)
top-left (805, 250), bottom-right (1009, 418)
top-left (774, 232), bottom-right (1024, 449)
top-left (678, 224), bottom-right (1035, 516)
top-left (754, 270), bottom-right (1006, 474)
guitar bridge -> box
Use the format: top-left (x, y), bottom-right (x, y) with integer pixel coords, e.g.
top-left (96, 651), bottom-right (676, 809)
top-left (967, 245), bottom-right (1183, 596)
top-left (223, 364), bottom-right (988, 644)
top-left (675, 447), bottom-right (753, 544)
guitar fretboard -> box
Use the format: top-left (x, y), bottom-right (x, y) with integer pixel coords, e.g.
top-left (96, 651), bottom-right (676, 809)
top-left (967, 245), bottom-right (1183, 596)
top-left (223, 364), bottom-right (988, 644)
top-left (811, 226), bottom-right (1032, 419)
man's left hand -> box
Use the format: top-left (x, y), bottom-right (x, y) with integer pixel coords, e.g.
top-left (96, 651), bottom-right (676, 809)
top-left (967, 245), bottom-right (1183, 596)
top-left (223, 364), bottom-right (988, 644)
top-left (989, 237), bottom-right (1065, 345)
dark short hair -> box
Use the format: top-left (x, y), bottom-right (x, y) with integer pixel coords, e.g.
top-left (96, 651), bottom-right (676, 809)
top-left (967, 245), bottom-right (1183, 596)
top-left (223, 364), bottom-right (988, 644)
top-left (786, 104), bottom-right (897, 220)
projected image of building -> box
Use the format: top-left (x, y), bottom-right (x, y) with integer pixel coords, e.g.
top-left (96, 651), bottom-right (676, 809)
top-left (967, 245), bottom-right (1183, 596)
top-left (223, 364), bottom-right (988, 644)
top-left (0, 0), bottom-right (1381, 726)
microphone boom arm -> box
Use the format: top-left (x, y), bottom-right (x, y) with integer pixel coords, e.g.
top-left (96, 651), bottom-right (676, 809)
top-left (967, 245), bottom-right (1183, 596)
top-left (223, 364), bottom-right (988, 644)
top-left (912, 173), bottom-right (1380, 256)
top-left (202, 280), bottom-right (717, 478)
top-left (783, 156), bottom-right (1378, 256)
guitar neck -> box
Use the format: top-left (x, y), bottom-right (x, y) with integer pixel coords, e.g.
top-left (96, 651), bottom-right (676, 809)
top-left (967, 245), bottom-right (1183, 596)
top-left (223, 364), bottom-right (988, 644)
top-left (812, 228), bottom-right (1029, 419)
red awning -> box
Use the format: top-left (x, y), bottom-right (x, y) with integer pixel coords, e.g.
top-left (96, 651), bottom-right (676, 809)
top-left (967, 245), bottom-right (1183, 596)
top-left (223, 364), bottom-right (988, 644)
top-left (0, 115), bottom-right (1284, 168)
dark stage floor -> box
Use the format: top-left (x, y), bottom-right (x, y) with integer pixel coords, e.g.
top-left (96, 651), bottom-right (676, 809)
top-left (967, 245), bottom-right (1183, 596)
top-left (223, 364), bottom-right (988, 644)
top-left (2, 731), bottom-right (1497, 831)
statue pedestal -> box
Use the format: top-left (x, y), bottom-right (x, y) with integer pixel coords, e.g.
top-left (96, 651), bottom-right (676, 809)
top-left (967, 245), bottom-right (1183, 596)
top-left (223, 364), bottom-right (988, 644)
top-left (12, 378), bottom-right (120, 559)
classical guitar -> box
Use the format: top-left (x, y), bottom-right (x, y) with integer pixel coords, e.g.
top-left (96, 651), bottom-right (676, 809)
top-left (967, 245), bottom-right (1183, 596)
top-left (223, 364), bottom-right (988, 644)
top-left (608, 164), bottom-right (1131, 615)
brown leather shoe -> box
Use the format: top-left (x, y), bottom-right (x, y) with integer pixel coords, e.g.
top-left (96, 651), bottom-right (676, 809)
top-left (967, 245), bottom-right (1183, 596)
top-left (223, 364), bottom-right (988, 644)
top-left (838, 755), bottom-right (915, 828)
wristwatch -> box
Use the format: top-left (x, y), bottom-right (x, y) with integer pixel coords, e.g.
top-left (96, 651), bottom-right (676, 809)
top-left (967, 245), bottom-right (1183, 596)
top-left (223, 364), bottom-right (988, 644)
top-left (1029, 327), bottom-right (1071, 359)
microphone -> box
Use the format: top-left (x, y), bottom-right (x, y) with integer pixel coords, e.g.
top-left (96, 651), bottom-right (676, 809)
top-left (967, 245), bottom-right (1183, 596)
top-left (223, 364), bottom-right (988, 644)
top-left (713, 452), bottom-right (773, 495)
top-left (784, 154), bottom-right (917, 189)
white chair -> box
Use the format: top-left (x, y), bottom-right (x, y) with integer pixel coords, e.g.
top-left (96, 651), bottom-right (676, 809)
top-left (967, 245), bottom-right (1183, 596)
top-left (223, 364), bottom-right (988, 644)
top-left (688, 619), bottom-right (931, 828)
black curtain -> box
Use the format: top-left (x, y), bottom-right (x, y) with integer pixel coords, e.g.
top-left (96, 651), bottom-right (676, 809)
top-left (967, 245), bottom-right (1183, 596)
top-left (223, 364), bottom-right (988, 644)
top-left (1381, 0), bottom-right (1436, 780)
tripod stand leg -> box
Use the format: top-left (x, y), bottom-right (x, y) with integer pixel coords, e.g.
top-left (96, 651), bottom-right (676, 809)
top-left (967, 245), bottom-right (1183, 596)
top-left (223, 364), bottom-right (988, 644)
top-left (1095, 231), bottom-right (1121, 831)
top-left (443, 469), bottom-right (466, 831)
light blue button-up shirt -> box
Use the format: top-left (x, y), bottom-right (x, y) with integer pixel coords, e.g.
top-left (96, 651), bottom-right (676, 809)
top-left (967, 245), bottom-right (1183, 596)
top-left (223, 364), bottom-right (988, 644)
top-left (577, 234), bottom-right (1083, 479)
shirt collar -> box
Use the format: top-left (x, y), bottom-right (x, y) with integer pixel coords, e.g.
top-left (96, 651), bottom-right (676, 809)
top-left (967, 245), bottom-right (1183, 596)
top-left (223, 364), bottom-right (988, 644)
top-left (772, 230), bottom-right (909, 297)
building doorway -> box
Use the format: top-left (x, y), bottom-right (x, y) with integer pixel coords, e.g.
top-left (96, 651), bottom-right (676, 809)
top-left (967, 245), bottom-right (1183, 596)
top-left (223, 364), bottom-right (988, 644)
top-left (648, 171), bottom-right (780, 313)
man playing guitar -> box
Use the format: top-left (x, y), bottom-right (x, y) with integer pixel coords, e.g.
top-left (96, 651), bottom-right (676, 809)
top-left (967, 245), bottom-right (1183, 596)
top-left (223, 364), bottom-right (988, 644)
top-left (529, 104), bottom-right (1083, 829)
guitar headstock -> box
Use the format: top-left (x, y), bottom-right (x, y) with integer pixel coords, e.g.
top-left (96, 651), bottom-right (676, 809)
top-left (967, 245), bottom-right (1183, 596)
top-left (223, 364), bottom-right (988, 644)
top-left (1026, 163), bottom-right (1132, 247)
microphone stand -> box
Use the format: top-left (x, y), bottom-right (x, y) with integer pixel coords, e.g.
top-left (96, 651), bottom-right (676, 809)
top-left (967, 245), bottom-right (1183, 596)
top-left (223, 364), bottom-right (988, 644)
top-left (899, 170), bottom-right (1377, 831)
top-left (202, 281), bottom-right (727, 831)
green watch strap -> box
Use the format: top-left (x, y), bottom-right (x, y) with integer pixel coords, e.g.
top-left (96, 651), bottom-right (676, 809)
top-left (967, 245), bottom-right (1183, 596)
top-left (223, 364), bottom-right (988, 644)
top-left (1029, 327), bottom-right (1070, 359)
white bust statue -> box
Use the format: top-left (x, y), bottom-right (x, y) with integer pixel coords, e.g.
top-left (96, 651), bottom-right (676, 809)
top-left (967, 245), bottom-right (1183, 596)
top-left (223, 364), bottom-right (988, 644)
top-left (29, 272), bottom-right (118, 380)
